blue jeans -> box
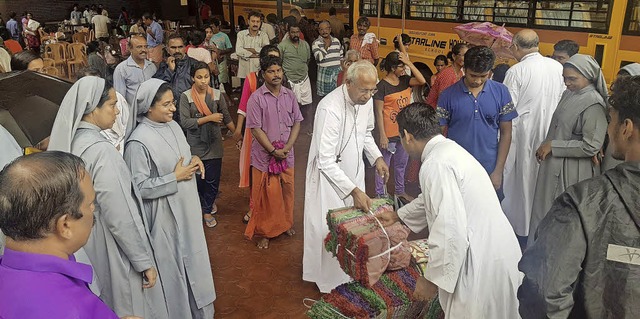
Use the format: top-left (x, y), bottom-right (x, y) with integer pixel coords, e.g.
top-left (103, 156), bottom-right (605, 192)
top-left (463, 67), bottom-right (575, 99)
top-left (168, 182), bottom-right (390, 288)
top-left (375, 141), bottom-right (409, 196)
top-left (196, 158), bottom-right (222, 215)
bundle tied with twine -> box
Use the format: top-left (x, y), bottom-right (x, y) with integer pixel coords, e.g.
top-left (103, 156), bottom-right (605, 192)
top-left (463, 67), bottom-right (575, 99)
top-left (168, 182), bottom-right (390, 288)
top-left (324, 198), bottom-right (412, 287)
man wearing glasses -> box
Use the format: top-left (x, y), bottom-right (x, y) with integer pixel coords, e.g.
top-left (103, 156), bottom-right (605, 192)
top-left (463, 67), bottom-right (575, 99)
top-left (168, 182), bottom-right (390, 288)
top-left (303, 60), bottom-right (389, 293)
top-left (113, 35), bottom-right (158, 107)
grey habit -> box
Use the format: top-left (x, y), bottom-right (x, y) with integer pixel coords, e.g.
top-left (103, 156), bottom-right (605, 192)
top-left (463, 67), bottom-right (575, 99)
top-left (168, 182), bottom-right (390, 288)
top-left (601, 63), bottom-right (640, 171)
top-left (48, 77), bottom-right (168, 319)
top-left (528, 54), bottom-right (608, 247)
top-left (124, 79), bottom-right (216, 319)
top-left (0, 125), bottom-right (22, 255)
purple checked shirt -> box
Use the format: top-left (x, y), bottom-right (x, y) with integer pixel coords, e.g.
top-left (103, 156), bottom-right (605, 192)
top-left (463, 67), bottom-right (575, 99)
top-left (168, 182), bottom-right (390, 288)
top-left (246, 85), bottom-right (304, 172)
top-left (0, 248), bottom-right (119, 319)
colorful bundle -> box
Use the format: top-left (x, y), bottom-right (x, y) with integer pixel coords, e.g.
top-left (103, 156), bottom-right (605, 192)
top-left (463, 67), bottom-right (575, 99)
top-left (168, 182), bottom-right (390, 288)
top-left (325, 199), bottom-right (412, 287)
top-left (306, 266), bottom-right (444, 319)
top-left (268, 140), bottom-right (288, 174)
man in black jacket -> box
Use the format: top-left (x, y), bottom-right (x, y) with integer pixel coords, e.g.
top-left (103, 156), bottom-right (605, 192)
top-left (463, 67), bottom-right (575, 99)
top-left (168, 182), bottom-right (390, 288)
top-left (519, 75), bottom-right (640, 318)
top-left (153, 33), bottom-right (197, 124)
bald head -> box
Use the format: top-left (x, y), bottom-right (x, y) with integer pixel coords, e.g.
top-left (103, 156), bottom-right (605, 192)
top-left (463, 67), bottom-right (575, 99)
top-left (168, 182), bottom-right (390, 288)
top-left (513, 29), bottom-right (539, 50)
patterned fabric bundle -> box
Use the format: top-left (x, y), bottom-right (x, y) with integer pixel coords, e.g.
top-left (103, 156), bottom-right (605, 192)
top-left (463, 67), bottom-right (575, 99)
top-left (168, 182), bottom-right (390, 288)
top-left (268, 140), bottom-right (288, 174)
top-left (325, 199), bottom-right (412, 287)
top-left (306, 266), bottom-right (444, 319)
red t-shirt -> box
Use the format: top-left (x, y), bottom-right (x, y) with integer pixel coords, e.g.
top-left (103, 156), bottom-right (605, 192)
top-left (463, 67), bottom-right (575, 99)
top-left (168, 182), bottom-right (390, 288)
top-left (426, 66), bottom-right (462, 108)
top-left (200, 4), bottom-right (211, 21)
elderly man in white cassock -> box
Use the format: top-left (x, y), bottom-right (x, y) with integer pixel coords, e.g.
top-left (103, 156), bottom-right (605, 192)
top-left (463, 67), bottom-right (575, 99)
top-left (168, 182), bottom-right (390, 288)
top-left (502, 29), bottom-right (565, 246)
top-left (303, 60), bottom-right (389, 293)
top-left (378, 102), bottom-right (523, 318)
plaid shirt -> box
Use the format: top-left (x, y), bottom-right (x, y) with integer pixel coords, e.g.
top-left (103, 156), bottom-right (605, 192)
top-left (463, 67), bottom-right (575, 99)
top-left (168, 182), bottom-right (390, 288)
top-left (350, 34), bottom-right (379, 64)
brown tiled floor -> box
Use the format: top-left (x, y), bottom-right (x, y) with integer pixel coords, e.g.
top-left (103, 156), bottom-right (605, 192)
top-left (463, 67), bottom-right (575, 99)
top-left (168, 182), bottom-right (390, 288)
top-left (206, 97), bottom-right (422, 318)
top-left (207, 131), bottom-right (322, 319)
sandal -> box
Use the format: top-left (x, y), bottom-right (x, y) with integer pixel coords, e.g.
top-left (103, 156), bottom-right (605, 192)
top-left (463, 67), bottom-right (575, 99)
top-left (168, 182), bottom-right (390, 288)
top-left (204, 216), bottom-right (217, 228)
top-left (242, 212), bottom-right (251, 224)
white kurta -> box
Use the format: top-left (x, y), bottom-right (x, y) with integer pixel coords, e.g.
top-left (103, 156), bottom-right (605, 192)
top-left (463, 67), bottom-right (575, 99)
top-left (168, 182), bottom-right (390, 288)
top-left (302, 85), bottom-right (382, 293)
top-left (501, 52), bottom-right (565, 236)
top-left (398, 135), bottom-right (522, 319)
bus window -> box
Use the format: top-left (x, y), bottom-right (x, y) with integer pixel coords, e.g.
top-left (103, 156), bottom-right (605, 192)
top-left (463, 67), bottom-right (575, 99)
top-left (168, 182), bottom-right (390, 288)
top-left (408, 0), bottom-right (458, 20)
top-left (534, 0), bottom-right (610, 31)
top-left (385, 0), bottom-right (403, 16)
top-left (624, 0), bottom-right (640, 34)
top-left (361, 0), bottom-right (379, 16)
top-left (491, 1), bottom-right (528, 25)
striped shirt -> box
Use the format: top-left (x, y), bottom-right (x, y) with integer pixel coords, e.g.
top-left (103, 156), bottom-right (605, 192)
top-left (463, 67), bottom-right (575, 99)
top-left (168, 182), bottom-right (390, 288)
top-left (312, 36), bottom-right (343, 68)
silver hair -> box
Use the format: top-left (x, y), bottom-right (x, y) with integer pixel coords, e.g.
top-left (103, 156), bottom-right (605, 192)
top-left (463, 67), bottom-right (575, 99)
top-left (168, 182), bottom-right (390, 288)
top-left (345, 60), bottom-right (377, 84)
top-left (343, 49), bottom-right (361, 61)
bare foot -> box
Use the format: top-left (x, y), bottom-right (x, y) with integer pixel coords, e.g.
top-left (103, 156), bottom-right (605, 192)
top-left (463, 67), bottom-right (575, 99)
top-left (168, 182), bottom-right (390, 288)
top-left (285, 228), bottom-right (295, 236)
top-left (257, 238), bottom-right (269, 249)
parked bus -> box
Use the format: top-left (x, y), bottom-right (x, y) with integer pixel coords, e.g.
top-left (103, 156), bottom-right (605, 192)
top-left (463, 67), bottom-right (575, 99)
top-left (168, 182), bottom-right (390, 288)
top-left (353, 0), bottom-right (640, 83)
top-left (222, 0), bottom-right (351, 28)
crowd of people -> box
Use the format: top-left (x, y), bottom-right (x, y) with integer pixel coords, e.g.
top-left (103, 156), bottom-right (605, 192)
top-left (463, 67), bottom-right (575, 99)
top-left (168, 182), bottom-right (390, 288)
top-left (0, 4), bottom-right (639, 319)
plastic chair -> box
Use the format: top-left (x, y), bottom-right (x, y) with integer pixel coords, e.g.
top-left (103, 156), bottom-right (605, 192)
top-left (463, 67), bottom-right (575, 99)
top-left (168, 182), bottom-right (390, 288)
top-left (73, 32), bottom-right (88, 44)
top-left (44, 43), bottom-right (66, 77)
top-left (38, 28), bottom-right (50, 43)
top-left (67, 43), bottom-right (87, 78)
top-left (42, 58), bottom-right (55, 68)
top-left (43, 66), bottom-right (59, 77)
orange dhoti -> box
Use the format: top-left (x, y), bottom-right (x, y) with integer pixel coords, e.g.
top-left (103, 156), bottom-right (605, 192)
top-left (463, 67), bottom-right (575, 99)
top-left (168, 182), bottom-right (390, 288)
top-left (244, 167), bottom-right (294, 240)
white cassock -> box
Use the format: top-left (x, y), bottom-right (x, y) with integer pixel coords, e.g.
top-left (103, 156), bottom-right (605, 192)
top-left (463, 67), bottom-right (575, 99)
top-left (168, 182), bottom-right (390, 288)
top-left (303, 85), bottom-right (383, 293)
top-left (501, 52), bottom-right (565, 236)
top-left (0, 125), bottom-right (23, 256)
top-left (398, 135), bottom-right (522, 319)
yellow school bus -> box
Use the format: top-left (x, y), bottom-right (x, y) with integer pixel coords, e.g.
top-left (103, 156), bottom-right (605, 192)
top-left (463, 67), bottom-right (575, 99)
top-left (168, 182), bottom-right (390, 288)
top-left (353, 0), bottom-right (640, 83)
top-left (222, 0), bottom-right (350, 27)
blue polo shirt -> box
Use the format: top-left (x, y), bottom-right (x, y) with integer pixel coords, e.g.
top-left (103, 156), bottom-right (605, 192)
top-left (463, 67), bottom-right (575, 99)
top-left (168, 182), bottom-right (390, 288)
top-left (436, 79), bottom-right (517, 173)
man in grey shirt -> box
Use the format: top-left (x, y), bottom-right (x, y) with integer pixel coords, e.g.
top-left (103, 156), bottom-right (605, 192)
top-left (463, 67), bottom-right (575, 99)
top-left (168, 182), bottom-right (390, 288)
top-left (113, 35), bottom-right (157, 106)
top-left (278, 22), bottom-right (311, 106)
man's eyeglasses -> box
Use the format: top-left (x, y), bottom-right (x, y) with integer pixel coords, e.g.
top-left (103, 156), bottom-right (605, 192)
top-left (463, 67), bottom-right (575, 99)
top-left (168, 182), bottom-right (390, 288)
top-left (358, 88), bottom-right (378, 95)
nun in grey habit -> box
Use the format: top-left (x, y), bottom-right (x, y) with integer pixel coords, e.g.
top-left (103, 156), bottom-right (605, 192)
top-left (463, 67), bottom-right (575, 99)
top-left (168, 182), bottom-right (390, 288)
top-left (48, 76), bottom-right (168, 319)
top-left (528, 54), bottom-right (608, 247)
top-left (601, 63), bottom-right (640, 171)
top-left (124, 78), bottom-right (216, 319)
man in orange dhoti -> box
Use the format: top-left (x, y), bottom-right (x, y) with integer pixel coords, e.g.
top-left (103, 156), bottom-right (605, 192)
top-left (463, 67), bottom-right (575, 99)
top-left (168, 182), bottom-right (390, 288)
top-left (234, 45), bottom-right (285, 224)
top-left (244, 56), bottom-right (303, 249)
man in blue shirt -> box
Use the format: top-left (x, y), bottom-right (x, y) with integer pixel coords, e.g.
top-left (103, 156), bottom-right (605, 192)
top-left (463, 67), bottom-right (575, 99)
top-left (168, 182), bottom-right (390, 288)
top-left (142, 12), bottom-right (164, 65)
top-left (437, 46), bottom-right (517, 195)
top-left (113, 35), bottom-right (158, 106)
top-left (5, 12), bottom-right (19, 41)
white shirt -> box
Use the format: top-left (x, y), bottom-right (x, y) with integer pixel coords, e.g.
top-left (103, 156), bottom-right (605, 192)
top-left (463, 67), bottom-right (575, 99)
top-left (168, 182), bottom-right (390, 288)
top-left (235, 30), bottom-right (270, 78)
top-left (260, 22), bottom-right (276, 41)
top-left (501, 52), bottom-right (565, 236)
top-left (91, 14), bottom-right (110, 38)
top-left (302, 85), bottom-right (382, 293)
top-left (398, 135), bottom-right (522, 319)
top-left (187, 47), bottom-right (212, 64)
